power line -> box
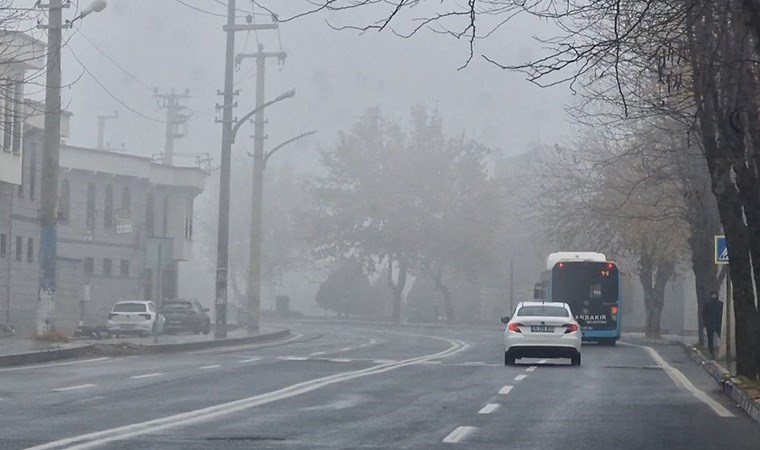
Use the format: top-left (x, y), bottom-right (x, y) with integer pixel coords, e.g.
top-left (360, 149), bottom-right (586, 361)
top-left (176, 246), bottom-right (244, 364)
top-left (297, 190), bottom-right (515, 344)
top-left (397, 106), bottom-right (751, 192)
top-left (173, 0), bottom-right (227, 17)
top-left (75, 28), bottom-right (155, 93)
top-left (66, 46), bottom-right (165, 124)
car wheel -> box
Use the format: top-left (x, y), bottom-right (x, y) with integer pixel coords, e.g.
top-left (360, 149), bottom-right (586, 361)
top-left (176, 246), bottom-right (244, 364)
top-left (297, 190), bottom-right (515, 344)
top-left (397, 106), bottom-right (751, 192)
top-left (571, 354), bottom-right (581, 366)
top-left (504, 351), bottom-right (516, 366)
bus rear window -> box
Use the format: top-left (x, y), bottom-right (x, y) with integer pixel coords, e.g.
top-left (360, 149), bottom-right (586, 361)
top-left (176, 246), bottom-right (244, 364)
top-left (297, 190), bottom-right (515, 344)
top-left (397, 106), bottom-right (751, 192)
top-left (517, 306), bottom-right (569, 317)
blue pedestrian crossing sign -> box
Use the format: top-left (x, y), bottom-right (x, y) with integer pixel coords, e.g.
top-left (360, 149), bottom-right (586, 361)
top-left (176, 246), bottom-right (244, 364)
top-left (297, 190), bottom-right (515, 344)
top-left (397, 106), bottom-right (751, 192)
top-left (715, 235), bottom-right (729, 265)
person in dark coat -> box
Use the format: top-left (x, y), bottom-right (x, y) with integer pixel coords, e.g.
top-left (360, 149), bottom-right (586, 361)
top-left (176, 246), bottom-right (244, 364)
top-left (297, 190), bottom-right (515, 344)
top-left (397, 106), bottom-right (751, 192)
top-left (702, 291), bottom-right (724, 358)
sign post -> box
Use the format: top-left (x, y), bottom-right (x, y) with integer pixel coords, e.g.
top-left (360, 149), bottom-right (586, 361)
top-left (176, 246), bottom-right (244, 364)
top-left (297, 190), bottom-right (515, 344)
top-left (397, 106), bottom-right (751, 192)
top-left (714, 235), bottom-right (733, 364)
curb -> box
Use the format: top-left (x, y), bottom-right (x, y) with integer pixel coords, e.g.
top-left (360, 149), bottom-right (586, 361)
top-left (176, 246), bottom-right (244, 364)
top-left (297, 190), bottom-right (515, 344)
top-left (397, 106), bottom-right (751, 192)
top-left (0, 329), bottom-right (290, 368)
top-left (681, 343), bottom-right (760, 425)
top-left (276, 317), bottom-right (500, 331)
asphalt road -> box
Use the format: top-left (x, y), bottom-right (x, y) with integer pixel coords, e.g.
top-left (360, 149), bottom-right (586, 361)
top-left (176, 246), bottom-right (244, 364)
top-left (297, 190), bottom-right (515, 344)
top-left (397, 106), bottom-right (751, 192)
top-left (1, 321), bottom-right (758, 450)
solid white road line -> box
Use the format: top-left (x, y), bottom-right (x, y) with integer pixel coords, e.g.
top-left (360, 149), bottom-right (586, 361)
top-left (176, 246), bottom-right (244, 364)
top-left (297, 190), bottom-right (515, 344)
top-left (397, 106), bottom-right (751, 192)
top-left (239, 357), bottom-right (261, 363)
top-left (52, 384), bottom-right (96, 393)
top-left (326, 358), bottom-right (352, 363)
top-left (188, 333), bottom-right (303, 355)
top-left (526, 366), bottom-right (537, 372)
top-left (129, 373), bottom-right (163, 380)
top-left (0, 357), bottom-right (110, 373)
top-left (278, 356), bottom-right (309, 361)
top-left (514, 374), bottom-right (527, 381)
top-left (538, 359), bottom-right (547, 364)
top-left (442, 426), bottom-right (476, 443)
top-left (478, 403), bottom-right (500, 414)
top-left (498, 385), bottom-right (514, 395)
top-left (339, 347), bottom-right (353, 352)
top-left (199, 365), bottom-right (221, 370)
top-left (25, 335), bottom-right (467, 450)
top-left (637, 344), bottom-right (735, 418)
top-left (308, 351), bottom-right (326, 356)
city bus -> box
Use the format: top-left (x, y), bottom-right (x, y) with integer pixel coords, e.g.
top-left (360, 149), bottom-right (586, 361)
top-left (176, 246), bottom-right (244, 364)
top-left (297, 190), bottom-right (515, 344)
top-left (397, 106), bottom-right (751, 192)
top-left (533, 252), bottom-right (621, 344)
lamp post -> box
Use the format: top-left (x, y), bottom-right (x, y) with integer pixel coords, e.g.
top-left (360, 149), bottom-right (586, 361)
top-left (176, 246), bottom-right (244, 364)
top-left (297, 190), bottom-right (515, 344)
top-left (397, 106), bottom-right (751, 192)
top-left (36, 0), bottom-right (107, 335)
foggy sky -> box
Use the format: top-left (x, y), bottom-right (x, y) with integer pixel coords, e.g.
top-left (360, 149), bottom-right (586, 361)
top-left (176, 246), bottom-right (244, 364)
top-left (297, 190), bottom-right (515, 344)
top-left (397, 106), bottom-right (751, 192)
top-left (41, 1), bottom-right (573, 164)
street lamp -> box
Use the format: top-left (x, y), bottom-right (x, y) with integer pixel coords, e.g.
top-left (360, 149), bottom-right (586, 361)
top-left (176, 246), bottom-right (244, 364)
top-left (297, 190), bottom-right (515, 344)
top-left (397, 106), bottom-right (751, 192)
top-left (231, 89), bottom-right (295, 144)
top-left (36, 0), bottom-right (106, 335)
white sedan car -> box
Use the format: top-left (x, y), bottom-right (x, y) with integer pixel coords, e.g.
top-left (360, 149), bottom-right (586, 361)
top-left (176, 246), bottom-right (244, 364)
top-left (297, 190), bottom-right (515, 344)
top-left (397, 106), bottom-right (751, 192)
top-left (502, 302), bottom-right (583, 366)
top-left (106, 300), bottom-right (165, 336)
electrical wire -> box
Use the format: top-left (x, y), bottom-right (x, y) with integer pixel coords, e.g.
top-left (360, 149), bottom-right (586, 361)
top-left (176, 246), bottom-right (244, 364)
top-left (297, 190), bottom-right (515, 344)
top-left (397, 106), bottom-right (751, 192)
top-left (75, 27), bottom-right (155, 93)
top-left (66, 46), bottom-right (165, 123)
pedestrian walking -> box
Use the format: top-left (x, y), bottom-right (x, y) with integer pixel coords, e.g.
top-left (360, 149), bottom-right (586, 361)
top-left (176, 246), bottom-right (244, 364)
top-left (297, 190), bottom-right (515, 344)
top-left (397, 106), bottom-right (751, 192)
top-left (702, 290), bottom-right (724, 358)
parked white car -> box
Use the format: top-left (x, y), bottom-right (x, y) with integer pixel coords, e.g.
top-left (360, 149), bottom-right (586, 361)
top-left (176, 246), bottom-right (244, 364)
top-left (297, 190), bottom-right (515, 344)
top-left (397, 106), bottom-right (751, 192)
top-left (502, 302), bottom-right (583, 366)
top-left (106, 300), bottom-right (165, 336)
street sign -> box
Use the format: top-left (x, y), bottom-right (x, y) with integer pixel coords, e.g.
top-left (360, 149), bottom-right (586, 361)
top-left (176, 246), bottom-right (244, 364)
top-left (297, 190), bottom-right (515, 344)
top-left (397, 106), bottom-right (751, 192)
top-left (715, 235), bottom-right (729, 265)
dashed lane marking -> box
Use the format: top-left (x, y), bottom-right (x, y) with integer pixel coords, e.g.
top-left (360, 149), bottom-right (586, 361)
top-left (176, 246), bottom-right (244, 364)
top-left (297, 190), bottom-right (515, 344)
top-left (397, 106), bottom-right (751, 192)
top-left (130, 373), bottom-right (163, 380)
top-left (199, 365), bottom-right (221, 370)
top-left (498, 385), bottom-right (514, 395)
top-left (478, 403), bottom-right (500, 414)
top-left (52, 384), bottom-right (96, 393)
top-left (325, 358), bottom-right (352, 363)
top-left (442, 426), bottom-right (476, 444)
top-left (538, 359), bottom-right (547, 364)
top-left (308, 351), bottom-right (326, 356)
top-left (0, 357), bottom-right (111, 373)
top-left (278, 356), bottom-right (310, 361)
top-left (239, 357), bottom-right (261, 363)
top-left (339, 347), bottom-right (353, 352)
top-left (526, 366), bottom-right (537, 372)
top-left (514, 374), bottom-right (527, 381)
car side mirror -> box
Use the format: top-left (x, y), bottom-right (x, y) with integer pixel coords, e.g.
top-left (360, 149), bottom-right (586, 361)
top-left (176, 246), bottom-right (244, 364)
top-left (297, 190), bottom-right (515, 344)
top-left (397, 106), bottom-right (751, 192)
top-left (500, 316), bottom-right (510, 324)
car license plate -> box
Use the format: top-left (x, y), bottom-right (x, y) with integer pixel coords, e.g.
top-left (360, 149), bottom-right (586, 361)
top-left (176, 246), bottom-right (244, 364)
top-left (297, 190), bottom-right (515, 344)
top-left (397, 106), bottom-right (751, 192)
top-left (531, 325), bottom-right (554, 333)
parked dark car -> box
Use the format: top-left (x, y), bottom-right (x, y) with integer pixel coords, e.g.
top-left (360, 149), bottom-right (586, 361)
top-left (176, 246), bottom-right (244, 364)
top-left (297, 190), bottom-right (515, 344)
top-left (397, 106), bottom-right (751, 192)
top-left (161, 299), bottom-right (211, 334)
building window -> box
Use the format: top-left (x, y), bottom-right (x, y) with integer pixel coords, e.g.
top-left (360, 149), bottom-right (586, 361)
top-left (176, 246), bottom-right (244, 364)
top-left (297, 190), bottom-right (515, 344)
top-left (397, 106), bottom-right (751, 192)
top-left (103, 258), bottom-right (112, 276)
top-left (15, 236), bottom-right (22, 261)
top-left (184, 197), bottom-right (194, 241)
top-left (26, 238), bottom-right (33, 263)
top-left (84, 257), bottom-right (94, 275)
top-left (120, 259), bottom-right (130, 277)
top-left (28, 141), bottom-right (36, 200)
top-left (0, 234), bottom-right (6, 257)
top-left (59, 179), bottom-right (70, 224)
top-left (86, 183), bottom-right (96, 229)
top-left (122, 186), bottom-right (131, 212)
top-left (104, 184), bottom-right (113, 230)
top-left (146, 192), bottom-right (155, 237)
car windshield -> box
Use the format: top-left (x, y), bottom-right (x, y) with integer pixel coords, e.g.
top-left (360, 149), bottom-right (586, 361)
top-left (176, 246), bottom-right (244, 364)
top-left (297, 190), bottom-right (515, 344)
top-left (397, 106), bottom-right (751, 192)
top-left (112, 303), bottom-right (146, 313)
top-left (163, 302), bottom-right (193, 311)
top-left (517, 306), bottom-right (569, 317)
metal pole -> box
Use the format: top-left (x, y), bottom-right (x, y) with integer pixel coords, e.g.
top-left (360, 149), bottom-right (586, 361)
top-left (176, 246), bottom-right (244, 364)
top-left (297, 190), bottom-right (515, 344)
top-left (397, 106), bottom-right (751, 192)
top-left (214, 0), bottom-right (236, 338)
top-left (248, 45), bottom-right (265, 331)
top-left (164, 93), bottom-right (176, 165)
top-left (509, 258), bottom-right (514, 313)
top-left (154, 241), bottom-right (162, 343)
top-left (37, 0), bottom-right (64, 335)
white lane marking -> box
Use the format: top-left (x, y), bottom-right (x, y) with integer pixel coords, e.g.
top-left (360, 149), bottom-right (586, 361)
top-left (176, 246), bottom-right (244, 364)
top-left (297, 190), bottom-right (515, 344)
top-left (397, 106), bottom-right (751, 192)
top-left (308, 351), bottom-right (326, 356)
top-left (278, 356), bottom-right (309, 361)
top-left (239, 357), bottom-right (261, 363)
top-left (538, 359), bottom-right (547, 364)
top-left (369, 339), bottom-right (377, 344)
top-left (0, 357), bottom-right (110, 373)
top-left (478, 403), bottom-right (500, 414)
top-left (326, 358), bottom-right (352, 363)
top-left (498, 385), bottom-right (514, 395)
top-left (514, 374), bottom-right (527, 381)
top-left (199, 365), bottom-right (221, 370)
top-left (442, 426), bottom-right (476, 443)
top-left (339, 347), bottom-right (353, 352)
top-left (636, 344), bottom-right (735, 418)
top-left (52, 384), bottom-right (96, 393)
top-left (188, 333), bottom-right (302, 355)
top-left (526, 366), bottom-right (537, 372)
top-left (129, 373), bottom-right (163, 380)
top-left (25, 335), bottom-right (467, 450)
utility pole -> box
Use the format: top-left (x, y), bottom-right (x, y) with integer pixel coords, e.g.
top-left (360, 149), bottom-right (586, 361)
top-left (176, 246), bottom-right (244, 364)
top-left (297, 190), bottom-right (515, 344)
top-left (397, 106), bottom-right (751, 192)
top-left (37, 0), bottom-right (65, 335)
top-left (214, 3), bottom-right (277, 338)
top-left (96, 111), bottom-right (118, 150)
top-left (155, 88), bottom-right (191, 165)
top-left (236, 44), bottom-right (286, 331)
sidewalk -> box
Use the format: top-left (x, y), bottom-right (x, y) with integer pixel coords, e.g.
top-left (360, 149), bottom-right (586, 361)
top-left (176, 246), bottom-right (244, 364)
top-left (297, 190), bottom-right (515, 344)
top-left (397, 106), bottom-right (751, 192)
top-left (0, 326), bottom-right (290, 367)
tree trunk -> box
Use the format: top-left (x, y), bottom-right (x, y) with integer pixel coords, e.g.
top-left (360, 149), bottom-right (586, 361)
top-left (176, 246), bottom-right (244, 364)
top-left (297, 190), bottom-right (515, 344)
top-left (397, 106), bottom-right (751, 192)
top-left (387, 255), bottom-right (407, 323)
top-left (425, 262), bottom-right (455, 323)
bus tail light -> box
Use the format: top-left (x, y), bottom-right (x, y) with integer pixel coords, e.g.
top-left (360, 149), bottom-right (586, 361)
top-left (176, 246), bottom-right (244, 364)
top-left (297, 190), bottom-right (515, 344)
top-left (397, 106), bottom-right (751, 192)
top-left (611, 306), bottom-right (619, 314)
top-left (508, 323), bottom-right (522, 333)
top-left (564, 323), bottom-right (579, 333)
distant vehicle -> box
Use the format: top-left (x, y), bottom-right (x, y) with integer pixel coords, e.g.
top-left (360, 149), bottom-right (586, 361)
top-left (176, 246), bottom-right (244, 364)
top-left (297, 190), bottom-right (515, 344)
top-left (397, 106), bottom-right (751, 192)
top-left (106, 300), bottom-right (165, 336)
top-left (502, 302), bottom-right (583, 366)
top-left (162, 299), bottom-right (211, 334)
top-left (534, 252), bottom-right (622, 345)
